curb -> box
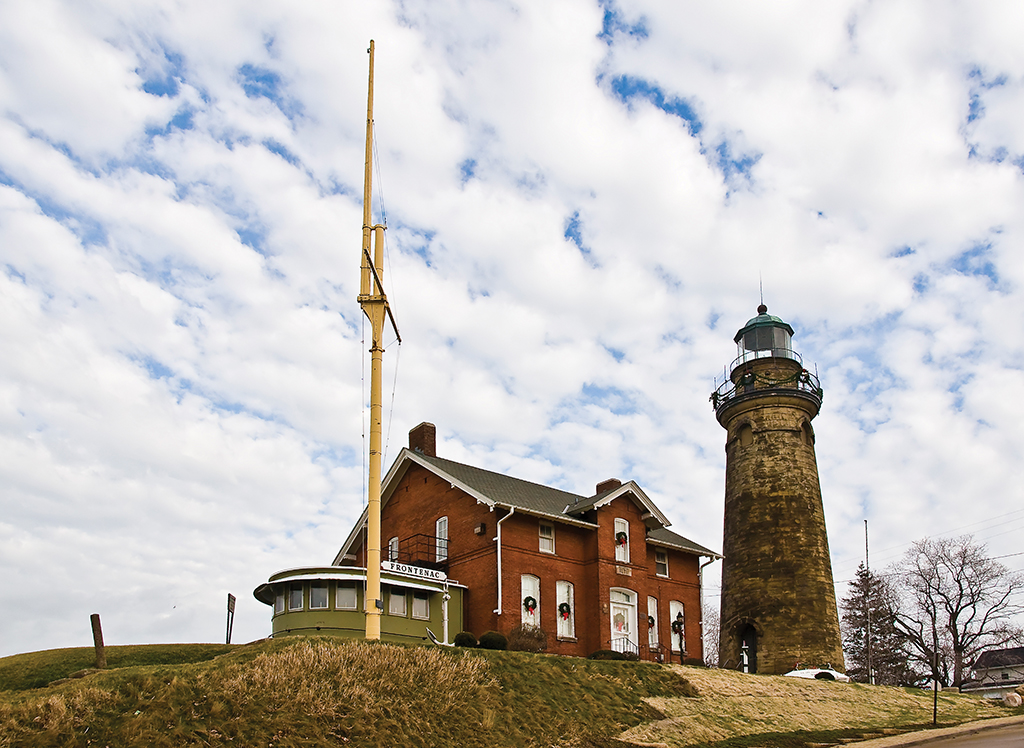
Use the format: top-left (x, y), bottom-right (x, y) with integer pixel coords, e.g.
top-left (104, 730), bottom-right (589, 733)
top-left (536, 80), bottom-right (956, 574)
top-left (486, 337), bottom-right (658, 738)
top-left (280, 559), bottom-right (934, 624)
top-left (850, 715), bottom-right (1024, 748)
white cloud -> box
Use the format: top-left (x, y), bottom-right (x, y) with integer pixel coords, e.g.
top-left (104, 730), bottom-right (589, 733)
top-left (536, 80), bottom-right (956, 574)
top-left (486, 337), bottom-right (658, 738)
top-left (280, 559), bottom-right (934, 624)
top-left (1, 0), bottom-right (1023, 656)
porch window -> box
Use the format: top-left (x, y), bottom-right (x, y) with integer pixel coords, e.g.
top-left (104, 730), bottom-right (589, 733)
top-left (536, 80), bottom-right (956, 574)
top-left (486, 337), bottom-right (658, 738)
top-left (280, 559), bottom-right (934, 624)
top-left (412, 591), bottom-right (430, 620)
top-left (310, 582), bottom-right (328, 609)
top-left (288, 583), bottom-right (303, 611)
top-left (336, 582), bottom-right (358, 610)
top-left (389, 589), bottom-right (407, 617)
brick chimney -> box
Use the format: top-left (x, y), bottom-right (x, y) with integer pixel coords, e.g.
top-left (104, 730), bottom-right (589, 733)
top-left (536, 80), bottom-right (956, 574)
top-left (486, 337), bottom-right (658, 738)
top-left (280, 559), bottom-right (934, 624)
top-left (595, 478), bottom-right (621, 495)
top-left (409, 422), bottom-right (436, 457)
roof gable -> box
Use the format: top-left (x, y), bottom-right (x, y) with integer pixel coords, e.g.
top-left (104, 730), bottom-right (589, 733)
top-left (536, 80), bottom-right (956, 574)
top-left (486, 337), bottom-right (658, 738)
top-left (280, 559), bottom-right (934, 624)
top-left (334, 448), bottom-right (719, 564)
top-left (974, 647), bottom-right (1024, 669)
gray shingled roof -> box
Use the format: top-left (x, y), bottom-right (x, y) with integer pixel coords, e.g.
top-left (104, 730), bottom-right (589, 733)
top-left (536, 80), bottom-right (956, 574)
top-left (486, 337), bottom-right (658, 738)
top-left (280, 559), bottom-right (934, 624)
top-left (973, 647), bottom-right (1024, 669)
top-left (411, 451), bottom-right (719, 557)
top-left (647, 527), bottom-right (719, 557)
top-left (416, 452), bottom-right (590, 518)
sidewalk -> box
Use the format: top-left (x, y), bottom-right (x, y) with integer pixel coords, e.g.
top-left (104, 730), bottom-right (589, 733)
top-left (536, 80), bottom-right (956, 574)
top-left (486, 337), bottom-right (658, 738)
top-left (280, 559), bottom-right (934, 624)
top-left (851, 715), bottom-right (1024, 748)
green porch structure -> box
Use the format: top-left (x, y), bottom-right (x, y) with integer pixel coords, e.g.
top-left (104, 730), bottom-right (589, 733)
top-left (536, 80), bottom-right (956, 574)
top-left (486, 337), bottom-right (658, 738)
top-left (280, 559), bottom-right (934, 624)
top-left (253, 565), bottom-right (465, 644)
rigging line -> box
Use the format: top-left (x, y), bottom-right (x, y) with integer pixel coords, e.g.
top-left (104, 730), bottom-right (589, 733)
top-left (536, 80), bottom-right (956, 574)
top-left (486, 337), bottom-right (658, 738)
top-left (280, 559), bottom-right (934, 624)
top-left (360, 311), bottom-right (367, 592)
top-left (381, 339), bottom-right (402, 469)
top-left (372, 121), bottom-right (388, 229)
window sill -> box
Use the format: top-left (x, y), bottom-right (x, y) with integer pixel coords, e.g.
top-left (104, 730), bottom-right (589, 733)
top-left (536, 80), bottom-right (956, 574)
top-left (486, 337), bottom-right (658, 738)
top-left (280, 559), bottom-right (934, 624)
top-left (556, 636), bottom-right (578, 643)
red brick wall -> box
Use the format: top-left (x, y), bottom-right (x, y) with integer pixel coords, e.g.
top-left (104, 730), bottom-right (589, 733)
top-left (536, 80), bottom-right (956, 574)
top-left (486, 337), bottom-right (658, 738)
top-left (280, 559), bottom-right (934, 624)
top-left (367, 461), bottom-right (705, 660)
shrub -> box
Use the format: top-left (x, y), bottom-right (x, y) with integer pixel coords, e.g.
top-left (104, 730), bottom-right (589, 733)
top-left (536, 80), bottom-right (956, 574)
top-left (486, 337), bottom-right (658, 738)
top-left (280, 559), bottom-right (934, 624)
top-left (453, 632), bottom-right (477, 648)
top-left (477, 631), bottom-right (508, 651)
top-left (622, 651), bottom-right (639, 662)
top-left (507, 625), bottom-right (547, 653)
top-left (587, 650), bottom-right (625, 661)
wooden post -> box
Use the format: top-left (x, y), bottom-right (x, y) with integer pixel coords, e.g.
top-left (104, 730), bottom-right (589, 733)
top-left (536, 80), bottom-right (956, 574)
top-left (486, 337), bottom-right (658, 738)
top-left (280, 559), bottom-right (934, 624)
top-left (226, 593), bottom-right (236, 644)
top-left (90, 613), bottom-right (106, 669)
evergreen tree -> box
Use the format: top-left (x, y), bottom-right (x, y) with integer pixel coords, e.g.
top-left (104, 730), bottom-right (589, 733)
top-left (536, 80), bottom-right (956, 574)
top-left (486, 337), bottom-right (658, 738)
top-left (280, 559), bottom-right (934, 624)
top-left (840, 563), bottom-right (919, 685)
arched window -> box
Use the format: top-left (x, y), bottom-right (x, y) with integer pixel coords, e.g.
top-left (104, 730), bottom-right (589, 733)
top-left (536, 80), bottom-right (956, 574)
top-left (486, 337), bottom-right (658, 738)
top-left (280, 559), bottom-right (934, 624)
top-left (669, 600), bottom-right (685, 652)
top-left (614, 518), bottom-right (630, 563)
top-left (647, 596), bottom-right (660, 649)
top-left (738, 424), bottom-right (753, 447)
top-left (556, 580), bottom-right (575, 639)
top-left (521, 574), bottom-right (540, 628)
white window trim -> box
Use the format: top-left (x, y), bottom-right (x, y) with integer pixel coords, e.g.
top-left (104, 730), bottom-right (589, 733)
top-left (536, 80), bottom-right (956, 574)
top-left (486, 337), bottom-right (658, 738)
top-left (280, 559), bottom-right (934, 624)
top-left (309, 582), bottom-right (329, 610)
top-left (521, 574), bottom-right (540, 628)
top-left (656, 549), bottom-right (669, 578)
top-left (648, 596), bottom-right (660, 648)
top-left (556, 580), bottom-right (575, 640)
top-left (435, 517), bottom-right (448, 562)
top-left (388, 536), bottom-right (399, 562)
top-left (539, 522), bottom-right (555, 554)
top-left (614, 518), bottom-right (630, 563)
top-left (670, 600), bottom-right (685, 653)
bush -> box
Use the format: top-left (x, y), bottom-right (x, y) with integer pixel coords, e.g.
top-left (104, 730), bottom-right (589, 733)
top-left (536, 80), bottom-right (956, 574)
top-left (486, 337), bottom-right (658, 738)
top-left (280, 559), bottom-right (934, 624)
top-left (453, 631), bottom-right (477, 648)
top-left (587, 649), bottom-right (625, 661)
top-left (507, 624), bottom-right (547, 653)
top-left (477, 631), bottom-right (508, 650)
top-left (622, 651), bottom-right (639, 662)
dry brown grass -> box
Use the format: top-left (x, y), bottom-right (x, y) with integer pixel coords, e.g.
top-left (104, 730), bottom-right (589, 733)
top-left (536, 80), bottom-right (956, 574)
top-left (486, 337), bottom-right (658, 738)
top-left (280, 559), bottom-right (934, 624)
top-left (618, 665), bottom-right (1009, 747)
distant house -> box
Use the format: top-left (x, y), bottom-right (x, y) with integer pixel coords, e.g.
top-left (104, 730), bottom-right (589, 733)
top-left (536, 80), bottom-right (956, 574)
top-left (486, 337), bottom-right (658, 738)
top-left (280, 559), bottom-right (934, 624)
top-left (257, 422), bottom-right (720, 659)
top-left (961, 647), bottom-right (1024, 699)
top-left (336, 423), bottom-right (721, 659)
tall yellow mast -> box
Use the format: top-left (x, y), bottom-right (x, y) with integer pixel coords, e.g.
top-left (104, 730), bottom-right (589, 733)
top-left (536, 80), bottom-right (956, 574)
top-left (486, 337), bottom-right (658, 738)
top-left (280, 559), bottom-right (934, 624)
top-left (359, 39), bottom-right (400, 640)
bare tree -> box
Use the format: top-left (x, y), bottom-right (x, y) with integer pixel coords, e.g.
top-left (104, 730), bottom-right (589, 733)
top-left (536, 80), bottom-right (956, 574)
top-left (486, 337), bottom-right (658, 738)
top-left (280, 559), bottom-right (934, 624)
top-left (702, 602), bottom-right (720, 667)
top-left (889, 535), bottom-right (1024, 687)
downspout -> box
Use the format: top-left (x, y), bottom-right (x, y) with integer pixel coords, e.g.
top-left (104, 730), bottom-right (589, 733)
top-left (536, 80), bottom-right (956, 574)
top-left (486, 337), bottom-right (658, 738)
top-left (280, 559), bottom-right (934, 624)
top-left (493, 506), bottom-right (515, 614)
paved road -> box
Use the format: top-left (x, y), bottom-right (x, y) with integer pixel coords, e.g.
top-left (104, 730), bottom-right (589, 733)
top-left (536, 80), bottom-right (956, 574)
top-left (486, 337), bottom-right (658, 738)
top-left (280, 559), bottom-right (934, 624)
top-left (907, 723), bottom-right (1024, 748)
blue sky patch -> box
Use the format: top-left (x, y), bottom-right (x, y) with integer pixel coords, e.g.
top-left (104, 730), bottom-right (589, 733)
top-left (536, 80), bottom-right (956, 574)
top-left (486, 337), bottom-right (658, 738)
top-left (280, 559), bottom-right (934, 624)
top-left (459, 158), bottom-right (476, 184)
top-left (610, 75), bottom-right (702, 136)
top-left (564, 210), bottom-right (598, 267)
top-left (0, 170), bottom-right (108, 247)
top-left (581, 383), bottom-right (639, 416)
top-left (140, 48), bottom-right (184, 97)
top-left (951, 242), bottom-right (1000, 287)
top-left (715, 140), bottom-right (759, 182)
top-left (597, 0), bottom-right (648, 44)
top-left (263, 139), bottom-right (299, 166)
top-left (237, 63), bottom-right (303, 118)
top-left (890, 245), bottom-right (915, 258)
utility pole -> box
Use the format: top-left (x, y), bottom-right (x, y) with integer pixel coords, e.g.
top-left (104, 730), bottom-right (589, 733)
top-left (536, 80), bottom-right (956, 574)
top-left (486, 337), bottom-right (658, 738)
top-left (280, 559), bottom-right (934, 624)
top-left (865, 519), bottom-right (872, 685)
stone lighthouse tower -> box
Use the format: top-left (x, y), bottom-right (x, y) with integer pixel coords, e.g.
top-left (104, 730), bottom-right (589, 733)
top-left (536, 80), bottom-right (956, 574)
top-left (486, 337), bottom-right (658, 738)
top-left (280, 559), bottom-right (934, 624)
top-left (711, 305), bottom-right (844, 675)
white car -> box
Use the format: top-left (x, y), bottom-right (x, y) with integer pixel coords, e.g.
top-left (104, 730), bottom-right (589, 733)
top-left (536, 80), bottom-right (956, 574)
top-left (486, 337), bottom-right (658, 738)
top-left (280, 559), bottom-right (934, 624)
top-left (783, 668), bottom-right (850, 682)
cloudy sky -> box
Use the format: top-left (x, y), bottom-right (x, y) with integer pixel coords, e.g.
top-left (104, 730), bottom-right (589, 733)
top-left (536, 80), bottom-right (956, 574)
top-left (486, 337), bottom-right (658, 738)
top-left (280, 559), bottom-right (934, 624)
top-left (2, 0), bottom-right (1023, 658)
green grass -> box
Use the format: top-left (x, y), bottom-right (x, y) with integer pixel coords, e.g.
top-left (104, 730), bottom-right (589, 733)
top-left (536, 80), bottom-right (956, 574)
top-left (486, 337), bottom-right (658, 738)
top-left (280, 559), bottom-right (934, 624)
top-left (0, 638), bottom-right (695, 747)
top-left (0, 643), bottom-right (237, 692)
top-left (1, 639), bottom-right (1018, 747)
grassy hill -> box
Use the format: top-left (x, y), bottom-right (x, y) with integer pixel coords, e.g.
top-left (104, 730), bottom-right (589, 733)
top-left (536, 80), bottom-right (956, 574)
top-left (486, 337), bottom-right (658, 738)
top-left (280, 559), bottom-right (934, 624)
top-left (0, 638), bottom-right (1018, 747)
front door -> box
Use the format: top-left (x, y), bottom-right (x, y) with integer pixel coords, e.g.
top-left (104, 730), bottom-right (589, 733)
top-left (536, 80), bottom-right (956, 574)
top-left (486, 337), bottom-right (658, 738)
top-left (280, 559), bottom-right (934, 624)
top-left (610, 588), bottom-right (637, 655)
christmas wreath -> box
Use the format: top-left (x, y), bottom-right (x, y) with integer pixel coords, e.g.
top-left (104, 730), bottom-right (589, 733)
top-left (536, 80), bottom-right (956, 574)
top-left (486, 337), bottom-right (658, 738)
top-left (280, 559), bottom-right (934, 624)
top-left (615, 531), bottom-right (628, 546)
top-left (671, 618), bottom-right (684, 635)
top-left (523, 596), bottom-right (537, 614)
top-left (558, 602), bottom-right (572, 620)
top-left (647, 615), bottom-right (656, 627)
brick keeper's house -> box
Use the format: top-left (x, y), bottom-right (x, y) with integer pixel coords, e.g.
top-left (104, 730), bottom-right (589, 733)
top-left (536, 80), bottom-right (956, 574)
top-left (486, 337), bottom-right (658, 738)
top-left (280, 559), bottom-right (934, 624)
top-left (326, 422), bottom-right (719, 661)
